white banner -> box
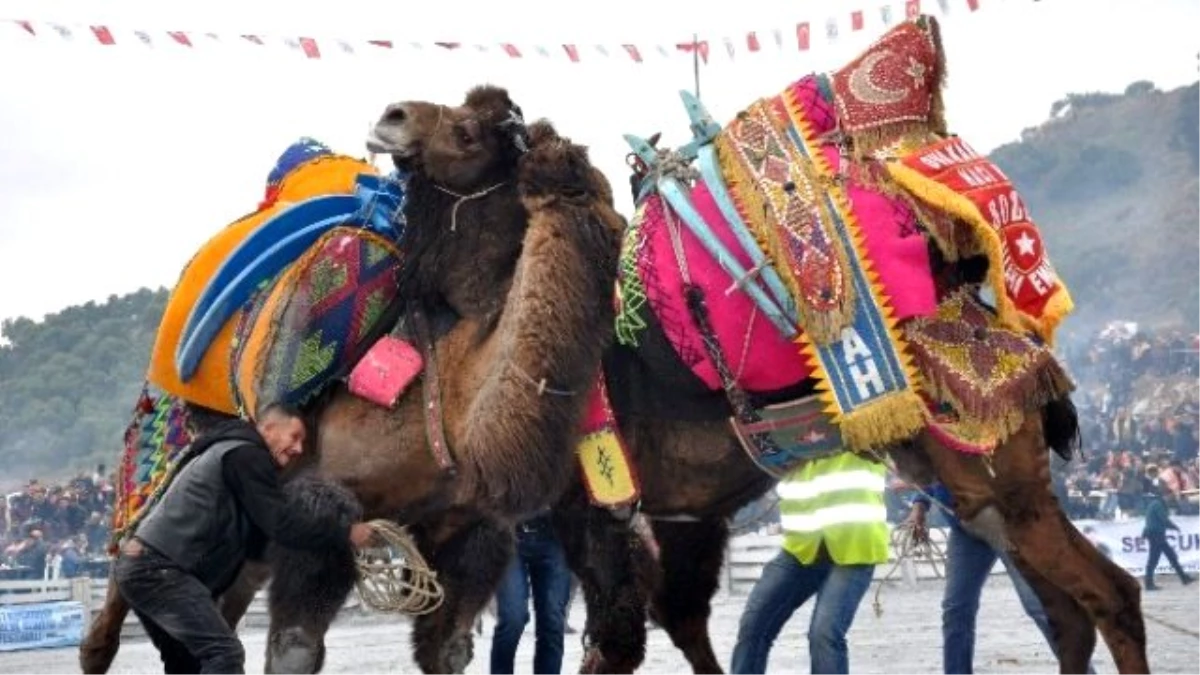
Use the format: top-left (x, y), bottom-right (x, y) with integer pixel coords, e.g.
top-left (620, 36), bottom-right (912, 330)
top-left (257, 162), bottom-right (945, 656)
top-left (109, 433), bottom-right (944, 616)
top-left (0, 601), bottom-right (85, 652)
top-left (1076, 516), bottom-right (1200, 576)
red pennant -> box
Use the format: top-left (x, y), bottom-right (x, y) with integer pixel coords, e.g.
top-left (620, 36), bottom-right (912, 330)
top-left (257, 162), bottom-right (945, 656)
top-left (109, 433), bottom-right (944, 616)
top-left (90, 25), bottom-right (115, 45)
top-left (298, 37), bottom-right (320, 59)
top-left (15, 20), bottom-right (35, 36)
top-left (622, 44), bottom-right (642, 63)
top-left (434, 42), bottom-right (461, 50)
top-left (502, 43), bottom-right (521, 58)
top-left (167, 31), bottom-right (192, 47)
top-left (242, 34), bottom-right (263, 45)
top-left (906, 0), bottom-right (922, 19)
top-left (563, 44), bottom-right (580, 62)
top-left (746, 32), bottom-right (761, 52)
top-left (966, 0), bottom-right (980, 10)
top-left (851, 11), bottom-right (864, 31)
top-left (368, 40), bottom-right (393, 49)
top-left (796, 22), bottom-right (811, 51)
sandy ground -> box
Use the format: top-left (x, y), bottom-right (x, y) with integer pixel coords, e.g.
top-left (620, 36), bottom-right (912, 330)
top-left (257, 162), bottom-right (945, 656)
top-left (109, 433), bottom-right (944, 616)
top-left (1, 575), bottom-right (1196, 673)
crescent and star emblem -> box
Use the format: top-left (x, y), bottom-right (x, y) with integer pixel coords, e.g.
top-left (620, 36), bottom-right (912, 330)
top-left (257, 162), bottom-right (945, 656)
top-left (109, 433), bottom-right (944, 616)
top-left (846, 51), bottom-right (909, 105)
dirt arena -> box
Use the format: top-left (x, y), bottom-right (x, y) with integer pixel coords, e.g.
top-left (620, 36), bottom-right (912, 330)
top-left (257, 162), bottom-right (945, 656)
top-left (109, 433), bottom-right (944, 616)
top-left (2, 574), bottom-right (1195, 673)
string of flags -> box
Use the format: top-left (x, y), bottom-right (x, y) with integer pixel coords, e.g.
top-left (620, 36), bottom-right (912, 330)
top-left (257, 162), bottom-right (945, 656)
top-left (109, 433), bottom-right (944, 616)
top-left (2, 0), bottom-right (989, 62)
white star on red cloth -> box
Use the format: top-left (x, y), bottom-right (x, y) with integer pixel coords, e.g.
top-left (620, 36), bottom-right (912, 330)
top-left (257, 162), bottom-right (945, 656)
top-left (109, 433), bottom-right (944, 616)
top-left (1014, 232), bottom-right (1037, 257)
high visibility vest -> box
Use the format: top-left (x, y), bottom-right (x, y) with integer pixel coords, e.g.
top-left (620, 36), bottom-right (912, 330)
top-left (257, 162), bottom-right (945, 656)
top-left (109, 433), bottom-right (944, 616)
top-left (779, 452), bottom-right (889, 566)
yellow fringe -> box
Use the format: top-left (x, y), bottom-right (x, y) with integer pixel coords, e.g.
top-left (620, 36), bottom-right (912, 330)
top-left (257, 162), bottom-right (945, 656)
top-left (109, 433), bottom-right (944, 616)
top-left (838, 389), bottom-right (930, 452)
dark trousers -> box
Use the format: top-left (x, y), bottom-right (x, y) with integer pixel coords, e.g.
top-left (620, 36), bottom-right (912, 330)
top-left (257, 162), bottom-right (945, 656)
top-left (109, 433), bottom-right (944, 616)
top-left (490, 516), bottom-right (572, 674)
top-left (114, 544), bottom-right (245, 674)
top-left (1145, 532), bottom-right (1188, 585)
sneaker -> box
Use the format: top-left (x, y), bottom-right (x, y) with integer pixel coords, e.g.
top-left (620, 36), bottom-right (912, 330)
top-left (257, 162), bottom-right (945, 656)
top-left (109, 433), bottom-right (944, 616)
top-left (1182, 575), bottom-right (1195, 586)
top-left (1144, 582), bottom-right (1161, 591)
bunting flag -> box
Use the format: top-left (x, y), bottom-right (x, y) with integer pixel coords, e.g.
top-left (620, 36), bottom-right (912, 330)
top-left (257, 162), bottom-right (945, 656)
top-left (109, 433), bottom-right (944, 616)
top-left (0, 0), bottom-right (994, 62)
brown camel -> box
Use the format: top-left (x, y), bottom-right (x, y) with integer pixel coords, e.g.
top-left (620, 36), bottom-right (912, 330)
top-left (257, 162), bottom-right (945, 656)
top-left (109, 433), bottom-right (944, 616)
top-left (79, 85), bottom-right (626, 675)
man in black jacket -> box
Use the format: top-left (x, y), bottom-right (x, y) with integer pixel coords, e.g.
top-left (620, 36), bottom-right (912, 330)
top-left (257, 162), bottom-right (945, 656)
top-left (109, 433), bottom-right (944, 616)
top-left (114, 403), bottom-right (375, 674)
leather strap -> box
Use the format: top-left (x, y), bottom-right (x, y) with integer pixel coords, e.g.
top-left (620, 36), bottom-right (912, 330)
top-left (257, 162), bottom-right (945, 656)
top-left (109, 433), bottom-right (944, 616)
top-left (411, 306), bottom-right (456, 474)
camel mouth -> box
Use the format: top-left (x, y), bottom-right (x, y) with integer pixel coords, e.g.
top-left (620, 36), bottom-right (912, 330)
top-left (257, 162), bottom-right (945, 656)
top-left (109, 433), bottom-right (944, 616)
top-left (365, 127), bottom-right (417, 158)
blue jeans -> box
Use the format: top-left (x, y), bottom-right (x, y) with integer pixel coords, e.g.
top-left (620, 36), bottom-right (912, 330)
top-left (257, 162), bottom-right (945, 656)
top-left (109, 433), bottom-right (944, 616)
top-left (942, 520), bottom-right (1094, 674)
top-left (730, 549), bottom-right (874, 674)
top-left (490, 516), bottom-right (572, 674)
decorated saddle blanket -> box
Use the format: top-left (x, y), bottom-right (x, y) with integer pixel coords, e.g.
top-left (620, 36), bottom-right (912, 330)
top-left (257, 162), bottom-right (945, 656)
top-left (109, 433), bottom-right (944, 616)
top-left (146, 138), bottom-right (410, 416)
top-left (109, 388), bottom-right (194, 553)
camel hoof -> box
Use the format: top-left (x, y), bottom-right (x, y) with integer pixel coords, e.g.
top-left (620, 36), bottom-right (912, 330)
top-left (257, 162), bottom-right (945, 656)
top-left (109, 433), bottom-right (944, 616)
top-left (266, 626), bottom-right (323, 674)
top-left (443, 634), bottom-right (474, 674)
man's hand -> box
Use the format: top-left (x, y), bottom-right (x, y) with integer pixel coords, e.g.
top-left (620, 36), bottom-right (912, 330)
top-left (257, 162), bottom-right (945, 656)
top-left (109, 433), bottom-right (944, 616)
top-left (349, 522), bottom-right (377, 549)
top-left (905, 503), bottom-right (930, 545)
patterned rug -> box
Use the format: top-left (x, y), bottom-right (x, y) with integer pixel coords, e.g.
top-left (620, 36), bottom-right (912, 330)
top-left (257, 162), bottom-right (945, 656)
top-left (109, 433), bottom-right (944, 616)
top-left (109, 387), bottom-right (194, 553)
top-left (233, 227), bottom-right (404, 416)
top-left (902, 289), bottom-right (1075, 446)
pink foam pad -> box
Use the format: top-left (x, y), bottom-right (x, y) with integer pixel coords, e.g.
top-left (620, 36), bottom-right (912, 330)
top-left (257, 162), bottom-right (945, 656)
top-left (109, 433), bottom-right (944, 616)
top-left (347, 335), bottom-right (424, 408)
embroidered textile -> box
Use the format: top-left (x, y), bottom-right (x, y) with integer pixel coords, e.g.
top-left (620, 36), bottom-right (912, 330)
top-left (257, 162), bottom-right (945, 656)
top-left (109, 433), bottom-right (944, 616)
top-left (903, 289), bottom-right (1075, 442)
top-left (234, 227), bottom-right (403, 416)
top-left (576, 375), bottom-right (639, 508)
top-left (887, 137), bottom-right (1074, 343)
top-left (110, 388), bottom-right (194, 553)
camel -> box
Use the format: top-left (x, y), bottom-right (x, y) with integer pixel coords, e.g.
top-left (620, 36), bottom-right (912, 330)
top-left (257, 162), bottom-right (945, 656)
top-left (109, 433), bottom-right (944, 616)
top-left (80, 85), bottom-right (627, 674)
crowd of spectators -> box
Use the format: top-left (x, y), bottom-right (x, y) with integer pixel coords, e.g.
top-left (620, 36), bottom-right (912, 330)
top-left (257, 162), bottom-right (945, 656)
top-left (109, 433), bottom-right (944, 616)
top-left (1055, 323), bottom-right (1200, 519)
top-left (0, 466), bottom-right (114, 580)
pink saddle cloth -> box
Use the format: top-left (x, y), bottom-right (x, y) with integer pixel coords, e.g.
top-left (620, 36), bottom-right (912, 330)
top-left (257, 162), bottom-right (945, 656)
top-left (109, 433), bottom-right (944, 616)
top-left (635, 78), bottom-right (938, 393)
top-left (347, 335), bottom-right (424, 408)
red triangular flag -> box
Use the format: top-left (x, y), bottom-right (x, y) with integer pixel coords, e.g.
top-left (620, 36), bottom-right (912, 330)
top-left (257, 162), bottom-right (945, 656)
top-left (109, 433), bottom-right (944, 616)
top-left (368, 40), bottom-right (393, 49)
top-left (851, 11), bottom-right (865, 31)
top-left (298, 37), bottom-right (320, 59)
top-left (90, 26), bottom-right (115, 45)
top-left (167, 31), bottom-right (192, 47)
top-left (15, 20), bottom-right (35, 36)
top-left (242, 34), bottom-right (263, 45)
top-left (746, 32), bottom-right (760, 53)
top-left (563, 44), bottom-right (580, 62)
top-left (502, 43), bottom-right (521, 58)
top-left (966, 0), bottom-right (980, 10)
top-left (796, 22), bottom-right (811, 51)
top-left (906, 0), bottom-right (922, 19)
top-left (622, 44), bottom-right (643, 63)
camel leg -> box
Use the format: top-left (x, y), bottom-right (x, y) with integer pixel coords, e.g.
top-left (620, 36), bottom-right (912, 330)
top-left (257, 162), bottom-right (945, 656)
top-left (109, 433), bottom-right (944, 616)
top-left (553, 502), bottom-right (651, 674)
top-left (79, 569), bottom-right (129, 674)
top-left (989, 419), bottom-right (1147, 673)
top-left (1007, 551), bottom-right (1098, 673)
top-left (263, 541), bottom-right (358, 674)
top-left (219, 560), bottom-right (272, 631)
top-left (646, 518), bottom-right (728, 674)
top-left (411, 515), bottom-right (515, 674)
top-left (264, 477), bottom-right (365, 674)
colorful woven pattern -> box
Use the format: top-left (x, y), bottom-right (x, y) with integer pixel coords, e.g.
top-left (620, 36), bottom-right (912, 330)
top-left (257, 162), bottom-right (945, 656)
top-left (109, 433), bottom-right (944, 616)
top-left (715, 97), bottom-right (853, 345)
top-left (109, 388), bottom-right (193, 553)
top-left (234, 227), bottom-right (403, 416)
top-left (903, 289), bottom-right (1074, 444)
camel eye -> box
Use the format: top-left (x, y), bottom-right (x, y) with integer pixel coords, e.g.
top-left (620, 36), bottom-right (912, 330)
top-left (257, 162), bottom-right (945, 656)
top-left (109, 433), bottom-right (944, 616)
top-left (453, 125), bottom-right (474, 147)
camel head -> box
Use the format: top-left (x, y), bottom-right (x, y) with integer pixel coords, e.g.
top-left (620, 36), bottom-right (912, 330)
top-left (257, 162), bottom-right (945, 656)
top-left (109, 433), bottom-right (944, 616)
top-left (367, 85), bottom-right (530, 193)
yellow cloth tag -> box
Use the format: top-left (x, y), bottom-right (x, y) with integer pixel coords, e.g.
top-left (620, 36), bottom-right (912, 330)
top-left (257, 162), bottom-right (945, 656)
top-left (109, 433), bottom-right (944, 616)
top-left (577, 430), bottom-right (639, 508)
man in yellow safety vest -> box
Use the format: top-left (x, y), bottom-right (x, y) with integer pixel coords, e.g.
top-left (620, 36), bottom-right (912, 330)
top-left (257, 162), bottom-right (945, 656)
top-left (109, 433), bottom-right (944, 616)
top-left (730, 451), bottom-right (888, 674)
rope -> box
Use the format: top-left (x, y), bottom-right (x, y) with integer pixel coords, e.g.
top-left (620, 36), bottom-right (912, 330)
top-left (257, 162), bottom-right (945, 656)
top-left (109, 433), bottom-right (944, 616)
top-left (871, 520), bottom-right (948, 618)
top-left (434, 182), bottom-right (507, 232)
top-left (354, 519), bottom-right (445, 616)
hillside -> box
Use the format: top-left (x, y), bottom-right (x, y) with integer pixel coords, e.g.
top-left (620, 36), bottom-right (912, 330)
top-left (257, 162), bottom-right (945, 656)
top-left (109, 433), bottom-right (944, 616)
top-left (0, 287), bottom-right (168, 484)
top-left (990, 80), bottom-right (1199, 338)
top-left (0, 80), bottom-right (1196, 484)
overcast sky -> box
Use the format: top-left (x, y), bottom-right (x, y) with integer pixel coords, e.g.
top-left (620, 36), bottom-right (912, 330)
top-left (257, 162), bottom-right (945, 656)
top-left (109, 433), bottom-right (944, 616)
top-left (0, 0), bottom-right (1196, 324)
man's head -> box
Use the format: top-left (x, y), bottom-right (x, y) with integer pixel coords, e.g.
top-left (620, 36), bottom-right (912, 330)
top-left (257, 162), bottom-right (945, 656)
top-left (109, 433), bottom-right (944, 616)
top-left (254, 403), bottom-right (307, 469)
